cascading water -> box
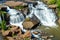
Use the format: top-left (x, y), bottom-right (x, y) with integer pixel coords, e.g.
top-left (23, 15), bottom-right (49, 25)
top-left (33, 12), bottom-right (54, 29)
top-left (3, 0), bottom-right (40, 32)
top-left (28, 1), bottom-right (57, 27)
top-left (5, 6), bottom-right (26, 32)
top-left (4, 6), bottom-right (41, 39)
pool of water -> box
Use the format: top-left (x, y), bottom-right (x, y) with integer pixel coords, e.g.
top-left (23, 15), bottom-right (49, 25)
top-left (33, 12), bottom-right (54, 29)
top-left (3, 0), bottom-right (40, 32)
top-left (38, 25), bottom-right (60, 40)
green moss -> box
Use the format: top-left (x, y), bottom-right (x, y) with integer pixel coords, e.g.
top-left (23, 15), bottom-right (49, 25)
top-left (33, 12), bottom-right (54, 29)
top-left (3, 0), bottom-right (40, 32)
top-left (56, 0), bottom-right (60, 10)
top-left (47, 0), bottom-right (56, 5)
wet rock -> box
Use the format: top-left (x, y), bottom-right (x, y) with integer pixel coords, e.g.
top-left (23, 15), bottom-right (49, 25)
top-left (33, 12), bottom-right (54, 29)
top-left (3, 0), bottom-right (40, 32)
top-left (47, 39), bottom-right (52, 40)
top-left (41, 36), bottom-right (48, 39)
top-left (21, 8), bottom-right (29, 17)
top-left (23, 21), bottom-right (35, 29)
top-left (10, 26), bottom-right (19, 32)
top-left (16, 36), bottom-right (24, 40)
top-left (33, 32), bottom-right (39, 35)
top-left (48, 5), bottom-right (57, 9)
top-left (22, 31), bottom-right (31, 38)
top-left (14, 29), bottom-right (21, 36)
top-left (23, 15), bottom-right (39, 29)
top-left (57, 18), bottom-right (60, 24)
top-left (2, 30), bottom-right (10, 36)
top-left (7, 37), bottom-right (14, 40)
top-left (49, 35), bottom-right (54, 38)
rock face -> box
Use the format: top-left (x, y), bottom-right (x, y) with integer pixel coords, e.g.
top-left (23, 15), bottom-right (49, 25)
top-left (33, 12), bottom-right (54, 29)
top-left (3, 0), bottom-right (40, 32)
top-left (48, 5), bottom-right (57, 9)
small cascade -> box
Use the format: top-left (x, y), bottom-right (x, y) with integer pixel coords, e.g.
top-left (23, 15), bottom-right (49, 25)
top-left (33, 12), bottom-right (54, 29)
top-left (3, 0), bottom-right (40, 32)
top-left (28, 1), bottom-right (57, 27)
top-left (4, 6), bottom-right (40, 39)
top-left (1, 0), bottom-right (57, 39)
top-left (5, 6), bottom-right (26, 32)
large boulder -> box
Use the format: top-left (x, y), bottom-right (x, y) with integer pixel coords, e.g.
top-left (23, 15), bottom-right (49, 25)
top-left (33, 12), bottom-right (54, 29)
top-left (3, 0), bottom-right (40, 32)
top-left (23, 15), bottom-right (40, 29)
top-left (23, 21), bottom-right (35, 29)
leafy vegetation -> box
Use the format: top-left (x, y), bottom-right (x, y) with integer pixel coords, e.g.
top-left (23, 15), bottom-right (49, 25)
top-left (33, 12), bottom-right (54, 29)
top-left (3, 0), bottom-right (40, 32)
top-left (0, 20), bottom-right (7, 30)
top-left (47, 0), bottom-right (56, 5)
top-left (56, 0), bottom-right (60, 10)
top-left (0, 10), bottom-right (7, 30)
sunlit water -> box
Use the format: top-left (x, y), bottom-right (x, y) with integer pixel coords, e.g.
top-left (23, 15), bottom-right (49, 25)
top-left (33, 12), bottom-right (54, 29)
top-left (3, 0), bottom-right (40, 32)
top-left (28, 1), bottom-right (57, 27)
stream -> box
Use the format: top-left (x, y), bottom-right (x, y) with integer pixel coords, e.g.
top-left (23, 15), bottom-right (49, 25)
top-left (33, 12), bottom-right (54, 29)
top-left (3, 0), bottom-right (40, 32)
top-left (28, 1), bottom-right (57, 27)
top-left (0, 0), bottom-right (60, 40)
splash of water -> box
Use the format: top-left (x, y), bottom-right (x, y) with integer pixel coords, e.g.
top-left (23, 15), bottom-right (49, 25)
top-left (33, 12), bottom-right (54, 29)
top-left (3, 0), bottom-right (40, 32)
top-left (28, 1), bottom-right (57, 27)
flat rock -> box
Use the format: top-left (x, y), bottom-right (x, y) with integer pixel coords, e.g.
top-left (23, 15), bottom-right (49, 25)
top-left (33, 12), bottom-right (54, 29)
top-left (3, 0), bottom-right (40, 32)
top-left (23, 15), bottom-right (39, 29)
top-left (4, 1), bottom-right (26, 7)
top-left (33, 32), bottom-right (39, 35)
top-left (48, 5), bottom-right (57, 9)
top-left (23, 21), bottom-right (35, 29)
top-left (41, 36), bottom-right (48, 39)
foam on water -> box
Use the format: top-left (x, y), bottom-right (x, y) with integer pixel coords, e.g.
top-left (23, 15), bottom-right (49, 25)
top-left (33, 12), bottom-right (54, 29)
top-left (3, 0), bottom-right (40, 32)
top-left (28, 1), bottom-right (57, 27)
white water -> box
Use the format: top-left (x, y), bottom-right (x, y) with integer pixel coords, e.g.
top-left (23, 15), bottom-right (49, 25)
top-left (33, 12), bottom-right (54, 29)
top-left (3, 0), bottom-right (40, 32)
top-left (5, 6), bottom-right (27, 32)
top-left (28, 1), bottom-right (57, 27)
top-left (5, 6), bottom-right (40, 39)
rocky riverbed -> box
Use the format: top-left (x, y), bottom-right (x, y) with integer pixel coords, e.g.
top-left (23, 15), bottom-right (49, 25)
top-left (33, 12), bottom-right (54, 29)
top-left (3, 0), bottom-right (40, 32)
top-left (0, 0), bottom-right (60, 40)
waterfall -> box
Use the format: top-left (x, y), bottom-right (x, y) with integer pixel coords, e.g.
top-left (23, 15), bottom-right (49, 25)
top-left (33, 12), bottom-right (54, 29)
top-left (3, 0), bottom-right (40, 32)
top-left (28, 1), bottom-right (57, 27)
top-left (4, 6), bottom-right (40, 39)
top-left (2, 0), bottom-right (57, 39)
top-left (5, 6), bottom-right (27, 32)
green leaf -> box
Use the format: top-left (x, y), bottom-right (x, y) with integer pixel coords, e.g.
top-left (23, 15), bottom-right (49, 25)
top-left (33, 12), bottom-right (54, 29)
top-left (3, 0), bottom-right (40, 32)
top-left (1, 20), bottom-right (7, 30)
